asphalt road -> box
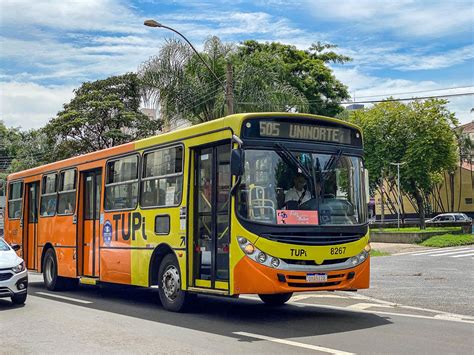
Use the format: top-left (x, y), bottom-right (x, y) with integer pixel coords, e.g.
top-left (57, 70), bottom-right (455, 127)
top-left (1, 271), bottom-right (473, 354)
top-left (360, 246), bottom-right (474, 316)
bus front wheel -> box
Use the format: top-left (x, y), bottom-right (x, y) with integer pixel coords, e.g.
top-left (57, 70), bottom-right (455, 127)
top-left (158, 254), bottom-right (194, 312)
top-left (258, 293), bottom-right (293, 306)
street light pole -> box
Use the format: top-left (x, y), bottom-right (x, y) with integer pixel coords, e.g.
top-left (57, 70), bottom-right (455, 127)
top-left (144, 19), bottom-right (234, 115)
top-left (390, 162), bottom-right (406, 229)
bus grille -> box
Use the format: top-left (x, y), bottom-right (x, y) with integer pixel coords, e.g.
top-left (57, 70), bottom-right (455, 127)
top-left (261, 232), bottom-right (362, 246)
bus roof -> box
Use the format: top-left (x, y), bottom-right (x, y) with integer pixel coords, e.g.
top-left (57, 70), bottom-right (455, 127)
top-left (7, 112), bottom-right (361, 181)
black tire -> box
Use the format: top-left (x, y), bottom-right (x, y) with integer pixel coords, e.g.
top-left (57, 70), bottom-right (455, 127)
top-left (258, 293), bottom-right (293, 306)
top-left (11, 293), bottom-right (27, 305)
top-left (43, 248), bottom-right (67, 291)
top-left (158, 254), bottom-right (194, 312)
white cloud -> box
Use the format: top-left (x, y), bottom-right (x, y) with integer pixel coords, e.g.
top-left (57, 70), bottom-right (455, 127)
top-left (342, 44), bottom-right (474, 71)
top-left (334, 67), bottom-right (474, 124)
top-left (304, 0), bottom-right (474, 38)
top-left (0, 82), bottom-right (75, 129)
top-left (0, 0), bottom-right (144, 34)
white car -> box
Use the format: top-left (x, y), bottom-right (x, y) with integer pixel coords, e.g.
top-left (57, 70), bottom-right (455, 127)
top-left (0, 238), bottom-right (28, 305)
top-left (426, 213), bottom-right (472, 223)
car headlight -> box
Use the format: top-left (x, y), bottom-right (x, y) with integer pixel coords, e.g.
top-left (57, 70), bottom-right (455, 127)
top-left (12, 261), bottom-right (25, 273)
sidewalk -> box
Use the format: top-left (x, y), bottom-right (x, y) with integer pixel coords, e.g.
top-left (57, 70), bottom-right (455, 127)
top-left (370, 242), bottom-right (432, 255)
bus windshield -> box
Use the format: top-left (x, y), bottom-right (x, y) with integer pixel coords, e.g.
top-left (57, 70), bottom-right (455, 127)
top-left (237, 148), bottom-right (367, 226)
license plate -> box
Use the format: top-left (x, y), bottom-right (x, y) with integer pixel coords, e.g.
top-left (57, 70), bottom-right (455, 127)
top-left (306, 273), bottom-right (327, 283)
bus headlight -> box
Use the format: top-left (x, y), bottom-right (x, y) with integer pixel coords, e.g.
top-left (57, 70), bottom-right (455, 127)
top-left (237, 236), bottom-right (281, 268)
top-left (257, 252), bottom-right (267, 263)
top-left (349, 250), bottom-right (369, 267)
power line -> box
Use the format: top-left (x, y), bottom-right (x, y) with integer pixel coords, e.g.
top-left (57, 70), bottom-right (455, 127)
top-left (353, 85), bottom-right (474, 99)
top-left (341, 92), bottom-right (474, 105)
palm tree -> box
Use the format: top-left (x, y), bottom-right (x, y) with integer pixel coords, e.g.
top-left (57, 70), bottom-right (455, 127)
top-left (138, 36), bottom-right (308, 127)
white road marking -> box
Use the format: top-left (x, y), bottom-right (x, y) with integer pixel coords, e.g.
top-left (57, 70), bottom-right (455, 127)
top-left (286, 300), bottom-right (474, 324)
top-left (429, 249), bottom-right (474, 257)
top-left (292, 294), bottom-right (343, 301)
top-left (35, 292), bottom-right (93, 304)
top-left (411, 247), bottom-right (470, 256)
top-left (450, 252), bottom-right (474, 258)
top-left (394, 246), bottom-right (462, 255)
top-left (346, 302), bottom-right (393, 310)
top-left (233, 331), bottom-right (355, 355)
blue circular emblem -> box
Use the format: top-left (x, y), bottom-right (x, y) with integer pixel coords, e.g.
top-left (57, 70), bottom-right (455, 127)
top-left (103, 220), bottom-right (113, 246)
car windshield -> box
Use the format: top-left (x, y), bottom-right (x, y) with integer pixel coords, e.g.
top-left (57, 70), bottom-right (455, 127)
top-left (237, 148), bottom-right (367, 225)
top-left (0, 239), bottom-right (10, 251)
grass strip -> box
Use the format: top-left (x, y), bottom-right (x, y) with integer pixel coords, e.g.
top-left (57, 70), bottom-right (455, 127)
top-left (371, 227), bottom-right (462, 233)
top-left (370, 249), bottom-right (391, 257)
top-left (419, 233), bottom-right (474, 248)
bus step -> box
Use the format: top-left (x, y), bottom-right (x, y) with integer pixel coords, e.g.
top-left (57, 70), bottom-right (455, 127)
top-left (187, 287), bottom-right (229, 296)
top-left (79, 277), bottom-right (99, 285)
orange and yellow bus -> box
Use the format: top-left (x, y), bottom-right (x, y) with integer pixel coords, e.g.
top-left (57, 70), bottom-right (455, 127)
top-left (4, 112), bottom-right (370, 311)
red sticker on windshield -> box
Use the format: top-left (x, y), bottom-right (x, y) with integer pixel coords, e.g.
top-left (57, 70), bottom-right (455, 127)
top-left (277, 210), bottom-right (318, 225)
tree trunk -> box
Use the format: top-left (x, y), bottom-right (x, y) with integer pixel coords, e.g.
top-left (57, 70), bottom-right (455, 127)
top-left (413, 188), bottom-right (426, 229)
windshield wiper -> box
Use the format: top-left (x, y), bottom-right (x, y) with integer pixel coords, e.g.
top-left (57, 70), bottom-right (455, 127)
top-left (324, 149), bottom-right (343, 171)
top-left (274, 143), bottom-right (315, 197)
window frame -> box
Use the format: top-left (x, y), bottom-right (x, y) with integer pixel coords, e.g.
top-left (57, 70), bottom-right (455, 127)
top-left (140, 144), bottom-right (184, 209)
top-left (56, 168), bottom-right (78, 216)
top-left (7, 180), bottom-right (24, 220)
top-left (104, 153), bottom-right (140, 212)
top-left (40, 172), bottom-right (58, 218)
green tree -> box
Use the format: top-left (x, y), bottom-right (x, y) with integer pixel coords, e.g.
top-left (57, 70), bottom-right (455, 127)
top-left (139, 37), bottom-right (348, 125)
top-left (44, 73), bottom-right (161, 161)
top-left (1, 121), bottom-right (50, 178)
top-left (236, 41), bottom-right (351, 117)
top-left (348, 99), bottom-right (459, 228)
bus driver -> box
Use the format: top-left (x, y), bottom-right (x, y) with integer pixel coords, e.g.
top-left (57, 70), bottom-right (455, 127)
top-left (285, 173), bottom-right (311, 207)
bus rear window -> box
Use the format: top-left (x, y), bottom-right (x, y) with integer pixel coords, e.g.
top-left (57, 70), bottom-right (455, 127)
top-left (8, 181), bottom-right (23, 219)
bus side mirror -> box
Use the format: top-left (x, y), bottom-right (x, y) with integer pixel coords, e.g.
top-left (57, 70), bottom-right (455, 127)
top-left (11, 244), bottom-right (21, 252)
top-left (231, 149), bottom-right (243, 176)
top-left (364, 168), bottom-right (370, 202)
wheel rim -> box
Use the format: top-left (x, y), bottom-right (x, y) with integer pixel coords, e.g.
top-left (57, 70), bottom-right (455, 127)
top-left (45, 256), bottom-right (54, 284)
top-left (162, 265), bottom-right (180, 301)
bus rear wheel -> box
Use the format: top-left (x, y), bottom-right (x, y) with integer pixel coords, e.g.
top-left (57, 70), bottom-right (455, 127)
top-left (258, 293), bottom-right (293, 306)
top-left (43, 249), bottom-right (68, 291)
top-left (158, 254), bottom-right (194, 312)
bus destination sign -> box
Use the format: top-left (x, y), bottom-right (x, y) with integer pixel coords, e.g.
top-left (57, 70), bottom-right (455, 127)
top-left (253, 120), bottom-right (353, 144)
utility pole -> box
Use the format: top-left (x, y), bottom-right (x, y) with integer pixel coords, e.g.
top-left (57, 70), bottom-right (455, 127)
top-left (390, 162), bottom-right (406, 229)
top-left (380, 168), bottom-right (384, 229)
top-left (226, 62), bottom-right (234, 115)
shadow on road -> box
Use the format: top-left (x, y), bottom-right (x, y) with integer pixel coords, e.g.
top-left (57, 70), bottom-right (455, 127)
top-left (6, 279), bottom-right (392, 340)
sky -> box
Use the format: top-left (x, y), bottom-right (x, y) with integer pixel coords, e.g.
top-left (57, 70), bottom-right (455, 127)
top-left (0, 0), bottom-right (473, 130)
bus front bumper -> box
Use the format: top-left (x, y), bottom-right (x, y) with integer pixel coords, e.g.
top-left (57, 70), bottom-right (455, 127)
top-left (233, 256), bottom-right (370, 295)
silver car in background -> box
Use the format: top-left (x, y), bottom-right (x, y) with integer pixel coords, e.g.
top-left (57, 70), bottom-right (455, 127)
top-left (0, 238), bottom-right (28, 305)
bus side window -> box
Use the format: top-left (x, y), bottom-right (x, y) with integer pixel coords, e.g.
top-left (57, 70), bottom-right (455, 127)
top-left (141, 146), bottom-right (183, 208)
top-left (8, 181), bottom-right (24, 219)
top-left (40, 173), bottom-right (57, 217)
top-left (105, 155), bottom-right (139, 211)
top-left (57, 169), bottom-right (77, 215)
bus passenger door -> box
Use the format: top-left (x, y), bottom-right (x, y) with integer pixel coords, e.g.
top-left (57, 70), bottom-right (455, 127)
top-left (81, 169), bottom-right (102, 277)
top-left (24, 181), bottom-right (39, 269)
top-left (193, 143), bottom-right (231, 290)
